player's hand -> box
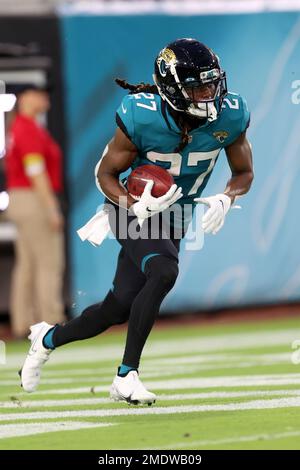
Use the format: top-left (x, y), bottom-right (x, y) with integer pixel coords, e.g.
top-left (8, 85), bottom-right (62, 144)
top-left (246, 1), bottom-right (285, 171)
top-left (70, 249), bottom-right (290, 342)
top-left (131, 180), bottom-right (183, 226)
top-left (194, 193), bottom-right (231, 235)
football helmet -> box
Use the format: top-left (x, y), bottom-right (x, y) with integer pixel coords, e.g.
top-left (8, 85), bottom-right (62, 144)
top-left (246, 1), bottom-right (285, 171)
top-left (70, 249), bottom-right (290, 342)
top-left (153, 38), bottom-right (227, 121)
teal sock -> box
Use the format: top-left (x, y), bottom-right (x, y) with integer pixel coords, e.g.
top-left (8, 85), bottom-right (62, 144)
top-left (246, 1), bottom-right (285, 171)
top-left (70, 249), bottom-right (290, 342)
top-left (42, 326), bottom-right (57, 350)
top-left (118, 364), bottom-right (136, 376)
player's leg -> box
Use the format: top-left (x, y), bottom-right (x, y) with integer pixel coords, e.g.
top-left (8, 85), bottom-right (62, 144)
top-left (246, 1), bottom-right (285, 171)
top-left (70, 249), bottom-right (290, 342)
top-left (110, 251), bottom-right (178, 405)
top-left (19, 248), bottom-right (146, 392)
top-left (51, 248), bottom-right (146, 347)
top-left (110, 203), bottom-right (180, 371)
top-left (121, 252), bottom-right (178, 370)
top-left (109, 204), bottom-right (180, 404)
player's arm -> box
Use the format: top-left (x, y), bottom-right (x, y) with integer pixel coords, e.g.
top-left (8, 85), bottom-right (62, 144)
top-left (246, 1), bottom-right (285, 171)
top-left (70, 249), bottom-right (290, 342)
top-left (194, 131), bottom-right (253, 235)
top-left (96, 127), bottom-right (138, 209)
top-left (97, 127), bottom-right (182, 223)
top-left (224, 131), bottom-right (254, 203)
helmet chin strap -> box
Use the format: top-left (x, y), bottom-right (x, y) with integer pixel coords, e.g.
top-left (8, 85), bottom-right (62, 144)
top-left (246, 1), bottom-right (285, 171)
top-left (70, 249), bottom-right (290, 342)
top-left (187, 102), bottom-right (217, 121)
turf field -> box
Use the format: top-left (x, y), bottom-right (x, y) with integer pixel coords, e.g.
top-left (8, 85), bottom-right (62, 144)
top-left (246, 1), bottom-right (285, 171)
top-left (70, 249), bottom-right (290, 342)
top-left (1, 315), bottom-right (300, 450)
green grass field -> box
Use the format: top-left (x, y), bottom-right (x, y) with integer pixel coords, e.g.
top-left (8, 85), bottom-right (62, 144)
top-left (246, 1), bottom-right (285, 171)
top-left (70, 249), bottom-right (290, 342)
top-left (1, 315), bottom-right (300, 450)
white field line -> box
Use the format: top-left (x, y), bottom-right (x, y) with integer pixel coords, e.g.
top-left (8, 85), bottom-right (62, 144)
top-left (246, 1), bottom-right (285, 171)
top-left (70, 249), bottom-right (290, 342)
top-left (0, 364), bottom-right (272, 382)
top-left (0, 355), bottom-right (289, 378)
top-left (149, 352), bottom-right (293, 366)
top-left (145, 430), bottom-right (300, 450)
top-left (0, 421), bottom-right (114, 439)
top-left (2, 389), bottom-right (300, 409)
top-left (2, 397), bottom-right (300, 421)
top-left (0, 365), bottom-right (258, 386)
top-left (0, 369), bottom-right (214, 386)
top-left (0, 351), bottom-right (295, 385)
top-left (13, 372), bottom-right (300, 396)
top-left (0, 377), bottom-right (104, 386)
top-left (2, 358), bottom-right (295, 386)
top-left (0, 368), bottom-right (227, 386)
top-left (143, 374), bottom-right (300, 390)
top-left (0, 352), bottom-right (293, 378)
top-left (3, 327), bottom-right (299, 368)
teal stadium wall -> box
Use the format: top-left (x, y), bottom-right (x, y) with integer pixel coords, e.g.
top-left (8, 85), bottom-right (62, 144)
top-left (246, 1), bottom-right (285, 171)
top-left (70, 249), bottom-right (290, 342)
top-left (59, 12), bottom-right (300, 314)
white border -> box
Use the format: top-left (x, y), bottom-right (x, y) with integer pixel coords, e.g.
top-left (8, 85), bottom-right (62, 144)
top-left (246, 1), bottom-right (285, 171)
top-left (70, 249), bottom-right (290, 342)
top-left (58, 0), bottom-right (300, 16)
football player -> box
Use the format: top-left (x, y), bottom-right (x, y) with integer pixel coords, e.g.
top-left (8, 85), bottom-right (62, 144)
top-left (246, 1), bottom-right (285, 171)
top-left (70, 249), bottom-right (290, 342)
top-left (19, 38), bottom-right (253, 405)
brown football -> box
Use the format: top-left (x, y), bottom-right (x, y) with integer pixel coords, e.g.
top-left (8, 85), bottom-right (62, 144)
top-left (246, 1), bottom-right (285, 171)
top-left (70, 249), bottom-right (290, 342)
top-left (127, 164), bottom-right (174, 199)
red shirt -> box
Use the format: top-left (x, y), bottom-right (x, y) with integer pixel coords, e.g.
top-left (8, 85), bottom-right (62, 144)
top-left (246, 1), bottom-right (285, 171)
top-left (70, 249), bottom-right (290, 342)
top-left (5, 114), bottom-right (63, 192)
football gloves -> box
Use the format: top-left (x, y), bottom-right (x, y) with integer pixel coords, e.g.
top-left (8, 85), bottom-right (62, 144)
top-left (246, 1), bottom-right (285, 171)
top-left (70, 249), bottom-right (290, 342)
top-left (194, 193), bottom-right (232, 235)
top-left (131, 180), bottom-right (183, 227)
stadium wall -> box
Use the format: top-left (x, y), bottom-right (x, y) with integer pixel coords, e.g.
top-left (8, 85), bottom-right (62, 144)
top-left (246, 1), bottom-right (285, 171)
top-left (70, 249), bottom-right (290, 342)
top-left (59, 11), bottom-right (300, 314)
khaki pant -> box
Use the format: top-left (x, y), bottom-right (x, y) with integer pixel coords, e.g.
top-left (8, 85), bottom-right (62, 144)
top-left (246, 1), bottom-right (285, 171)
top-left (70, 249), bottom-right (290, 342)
top-left (7, 189), bottom-right (65, 337)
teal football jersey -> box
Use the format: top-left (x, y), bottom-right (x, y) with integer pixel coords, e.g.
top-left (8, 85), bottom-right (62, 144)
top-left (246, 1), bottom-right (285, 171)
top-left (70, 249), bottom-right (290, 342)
top-left (116, 92), bottom-right (250, 227)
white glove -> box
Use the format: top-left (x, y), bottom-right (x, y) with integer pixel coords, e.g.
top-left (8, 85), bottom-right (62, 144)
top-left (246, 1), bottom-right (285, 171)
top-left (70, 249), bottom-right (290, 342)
top-left (131, 180), bottom-right (183, 227)
top-left (194, 193), bottom-right (232, 235)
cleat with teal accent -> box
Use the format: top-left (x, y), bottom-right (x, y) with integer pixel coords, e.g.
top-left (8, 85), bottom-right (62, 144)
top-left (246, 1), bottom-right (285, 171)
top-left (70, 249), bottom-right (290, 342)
top-left (110, 370), bottom-right (156, 405)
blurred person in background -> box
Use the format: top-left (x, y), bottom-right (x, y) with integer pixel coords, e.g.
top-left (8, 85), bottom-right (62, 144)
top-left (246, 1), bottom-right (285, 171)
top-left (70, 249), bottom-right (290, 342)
top-left (4, 84), bottom-right (65, 338)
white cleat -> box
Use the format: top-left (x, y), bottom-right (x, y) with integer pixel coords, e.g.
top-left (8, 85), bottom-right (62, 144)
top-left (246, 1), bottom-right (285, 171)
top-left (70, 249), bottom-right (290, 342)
top-left (110, 370), bottom-right (156, 406)
top-left (19, 322), bottom-right (54, 393)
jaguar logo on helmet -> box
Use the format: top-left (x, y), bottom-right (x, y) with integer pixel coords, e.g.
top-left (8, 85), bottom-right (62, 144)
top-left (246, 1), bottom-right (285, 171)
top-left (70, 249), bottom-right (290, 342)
top-left (157, 48), bottom-right (177, 77)
top-left (160, 48), bottom-right (176, 64)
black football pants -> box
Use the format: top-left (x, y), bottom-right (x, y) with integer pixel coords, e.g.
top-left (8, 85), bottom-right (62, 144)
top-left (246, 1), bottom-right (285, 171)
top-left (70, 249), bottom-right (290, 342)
top-left (52, 203), bottom-right (181, 369)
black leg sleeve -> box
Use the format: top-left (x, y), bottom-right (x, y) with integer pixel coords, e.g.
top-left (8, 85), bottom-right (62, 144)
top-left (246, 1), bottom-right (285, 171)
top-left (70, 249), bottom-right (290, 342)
top-left (52, 247), bottom-right (147, 348)
top-left (122, 254), bottom-right (179, 369)
top-left (52, 291), bottom-right (129, 347)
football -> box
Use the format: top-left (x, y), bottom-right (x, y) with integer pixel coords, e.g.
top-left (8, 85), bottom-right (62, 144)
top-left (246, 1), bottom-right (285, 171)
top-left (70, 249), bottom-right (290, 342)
top-left (127, 164), bottom-right (174, 199)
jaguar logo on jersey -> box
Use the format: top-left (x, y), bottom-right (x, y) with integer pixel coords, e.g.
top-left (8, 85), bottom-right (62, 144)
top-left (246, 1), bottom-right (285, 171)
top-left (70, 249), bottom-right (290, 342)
top-left (213, 131), bottom-right (229, 143)
top-left (157, 48), bottom-right (177, 77)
